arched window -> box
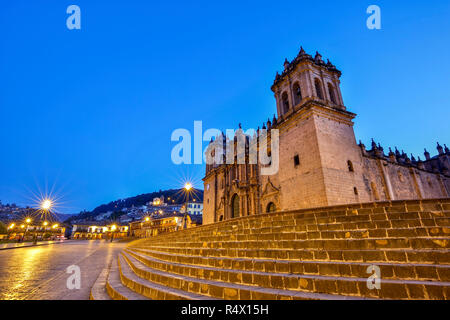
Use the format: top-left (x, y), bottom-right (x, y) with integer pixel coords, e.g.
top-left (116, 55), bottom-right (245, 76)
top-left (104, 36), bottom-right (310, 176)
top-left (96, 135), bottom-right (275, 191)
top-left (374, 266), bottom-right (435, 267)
top-left (281, 91), bottom-right (290, 114)
top-left (347, 160), bottom-right (354, 172)
top-left (231, 194), bottom-right (240, 218)
top-left (293, 82), bottom-right (302, 106)
top-left (328, 83), bottom-right (336, 104)
top-left (266, 202), bottom-right (276, 213)
top-left (315, 79), bottom-right (323, 100)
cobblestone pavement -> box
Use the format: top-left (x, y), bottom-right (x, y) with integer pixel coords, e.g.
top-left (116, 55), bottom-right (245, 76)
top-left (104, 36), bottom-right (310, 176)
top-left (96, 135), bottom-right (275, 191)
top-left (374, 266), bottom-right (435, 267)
top-left (0, 240), bottom-right (126, 300)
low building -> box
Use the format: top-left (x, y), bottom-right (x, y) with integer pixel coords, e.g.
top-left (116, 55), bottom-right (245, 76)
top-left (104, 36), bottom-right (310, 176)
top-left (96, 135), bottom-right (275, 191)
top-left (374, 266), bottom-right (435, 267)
top-left (71, 222), bottom-right (128, 240)
top-left (130, 213), bottom-right (201, 238)
top-left (5, 222), bottom-right (66, 241)
top-left (186, 201), bottom-right (203, 215)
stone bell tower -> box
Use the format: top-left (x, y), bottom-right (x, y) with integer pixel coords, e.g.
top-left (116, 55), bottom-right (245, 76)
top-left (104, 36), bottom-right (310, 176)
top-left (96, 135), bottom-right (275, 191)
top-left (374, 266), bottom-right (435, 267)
top-left (270, 47), bottom-right (372, 210)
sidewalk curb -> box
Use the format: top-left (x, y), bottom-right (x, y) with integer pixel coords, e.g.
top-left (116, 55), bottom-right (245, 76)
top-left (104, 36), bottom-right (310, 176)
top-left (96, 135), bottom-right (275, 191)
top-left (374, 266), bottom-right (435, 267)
top-left (0, 241), bottom-right (69, 251)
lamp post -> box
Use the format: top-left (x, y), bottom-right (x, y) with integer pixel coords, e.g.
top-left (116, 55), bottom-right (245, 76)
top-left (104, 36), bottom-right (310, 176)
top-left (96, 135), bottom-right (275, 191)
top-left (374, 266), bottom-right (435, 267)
top-left (183, 183), bottom-right (192, 230)
top-left (37, 199), bottom-right (53, 244)
top-left (22, 218), bottom-right (32, 243)
top-left (52, 224), bottom-right (59, 241)
top-left (110, 224), bottom-right (117, 242)
top-left (7, 223), bottom-right (15, 242)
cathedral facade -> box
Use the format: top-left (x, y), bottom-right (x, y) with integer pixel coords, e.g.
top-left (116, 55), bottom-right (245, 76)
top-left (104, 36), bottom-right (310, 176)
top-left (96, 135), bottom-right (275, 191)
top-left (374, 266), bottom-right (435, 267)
top-left (203, 47), bottom-right (450, 225)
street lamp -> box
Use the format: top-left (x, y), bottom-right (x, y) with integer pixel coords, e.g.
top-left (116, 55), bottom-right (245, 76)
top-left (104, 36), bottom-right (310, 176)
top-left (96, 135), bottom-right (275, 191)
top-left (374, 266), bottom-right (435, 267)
top-left (41, 199), bottom-right (53, 211)
top-left (36, 199), bottom-right (52, 244)
top-left (183, 182), bottom-right (193, 230)
top-left (184, 183), bottom-right (192, 191)
top-left (110, 225), bottom-right (117, 242)
top-left (22, 218), bottom-right (32, 243)
top-left (7, 223), bottom-right (15, 241)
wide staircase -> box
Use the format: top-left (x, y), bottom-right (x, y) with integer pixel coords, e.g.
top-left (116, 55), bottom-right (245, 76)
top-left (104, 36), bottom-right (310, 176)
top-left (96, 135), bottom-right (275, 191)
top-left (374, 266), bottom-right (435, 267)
top-left (90, 199), bottom-right (450, 300)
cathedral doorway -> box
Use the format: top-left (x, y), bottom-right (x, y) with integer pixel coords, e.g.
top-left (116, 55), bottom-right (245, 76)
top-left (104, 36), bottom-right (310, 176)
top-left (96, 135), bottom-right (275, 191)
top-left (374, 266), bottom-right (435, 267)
top-left (266, 202), bottom-right (276, 213)
top-left (231, 194), bottom-right (240, 218)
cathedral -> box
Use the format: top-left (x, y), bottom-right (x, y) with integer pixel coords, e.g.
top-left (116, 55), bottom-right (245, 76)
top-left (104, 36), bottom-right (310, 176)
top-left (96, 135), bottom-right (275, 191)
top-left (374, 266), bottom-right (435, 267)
top-left (203, 47), bottom-right (450, 225)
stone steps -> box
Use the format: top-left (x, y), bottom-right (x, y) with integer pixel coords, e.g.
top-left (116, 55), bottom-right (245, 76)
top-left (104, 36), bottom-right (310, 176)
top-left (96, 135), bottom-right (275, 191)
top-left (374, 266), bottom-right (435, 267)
top-left (142, 226), bottom-right (450, 243)
top-left (90, 266), bottom-right (112, 300)
top-left (92, 199), bottom-right (450, 300)
top-left (106, 254), bottom-right (149, 300)
top-left (154, 216), bottom-right (450, 239)
top-left (148, 217), bottom-right (449, 245)
top-left (127, 247), bottom-right (450, 282)
top-left (138, 237), bottom-right (450, 251)
top-left (122, 250), bottom-right (367, 300)
top-left (119, 252), bottom-right (214, 300)
top-left (134, 245), bottom-right (450, 265)
top-left (124, 248), bottom-right (449, 299)
top-left (190, 208), bottom-right (450, 229)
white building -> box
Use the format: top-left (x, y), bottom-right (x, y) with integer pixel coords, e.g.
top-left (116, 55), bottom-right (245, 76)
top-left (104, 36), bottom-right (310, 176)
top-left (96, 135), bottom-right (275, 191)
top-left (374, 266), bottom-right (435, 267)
top-left (186, 201), bottom-right (203, 215)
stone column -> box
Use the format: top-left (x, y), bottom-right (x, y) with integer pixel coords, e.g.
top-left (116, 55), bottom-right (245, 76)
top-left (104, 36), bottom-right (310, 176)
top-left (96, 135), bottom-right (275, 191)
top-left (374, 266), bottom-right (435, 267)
top-left (409, 168), bottom-right (423, 200)
top-left (377, 159), bottom-right (393, 200)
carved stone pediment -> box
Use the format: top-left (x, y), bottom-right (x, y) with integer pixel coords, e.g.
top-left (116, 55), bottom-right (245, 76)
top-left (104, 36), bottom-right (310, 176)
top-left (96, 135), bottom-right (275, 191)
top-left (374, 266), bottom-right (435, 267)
top-left (217, 197), bottom-right (224, 210)
top-left (262, 178), bottom-right (280, 198)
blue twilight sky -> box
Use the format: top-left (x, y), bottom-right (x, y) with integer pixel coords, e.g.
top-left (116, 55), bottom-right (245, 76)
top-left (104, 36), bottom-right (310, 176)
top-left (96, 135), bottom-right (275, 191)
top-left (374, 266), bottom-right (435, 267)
top-left (1, 1), bottom-right (449, 213)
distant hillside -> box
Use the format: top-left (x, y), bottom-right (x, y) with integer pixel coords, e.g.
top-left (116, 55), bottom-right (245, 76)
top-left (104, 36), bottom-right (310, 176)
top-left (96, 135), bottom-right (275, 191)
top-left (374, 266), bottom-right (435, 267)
top-left (66, 188), bottom-right (203, 223)
top-left (55, 213), bottom-right (75, 222)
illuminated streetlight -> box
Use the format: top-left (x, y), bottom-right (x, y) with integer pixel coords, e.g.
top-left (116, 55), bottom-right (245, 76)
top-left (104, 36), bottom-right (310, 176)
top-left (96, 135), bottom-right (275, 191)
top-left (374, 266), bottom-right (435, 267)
top-left (182, 182), bottom-right (194, 230)
top-left (23, 218), bottom-right (32, 243)
top-left (43, 221), bottom-right (48, 226)
top-left (8, 223), bottom-right (15, 229)
top-left (52, 224), bottom-right (59, 229)
top-left (110, 225), bottom-right (117, 242)
top-left (41, 199), bottom-right (53, 211)
top-left (145, 217), bottom-right (150, 222)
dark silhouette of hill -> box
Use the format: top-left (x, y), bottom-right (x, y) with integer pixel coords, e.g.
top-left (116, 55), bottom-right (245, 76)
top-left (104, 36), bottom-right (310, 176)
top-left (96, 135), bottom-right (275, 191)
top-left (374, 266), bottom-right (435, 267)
top-left (65, 188), bottom-right (203, 223)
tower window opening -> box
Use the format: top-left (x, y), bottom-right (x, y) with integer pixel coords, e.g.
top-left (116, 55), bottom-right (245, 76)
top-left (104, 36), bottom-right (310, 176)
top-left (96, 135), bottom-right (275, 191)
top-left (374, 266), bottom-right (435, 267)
top-left (328, 83), bottom-right (337, 104)
top-left (347, 160), bottom-right (354, 172)
top-left (315, 79), bottom-right (323, 100)
top-left (282, 91), bottom-right (290, 114)
top-left (293, 82), bottom-right (302, 105)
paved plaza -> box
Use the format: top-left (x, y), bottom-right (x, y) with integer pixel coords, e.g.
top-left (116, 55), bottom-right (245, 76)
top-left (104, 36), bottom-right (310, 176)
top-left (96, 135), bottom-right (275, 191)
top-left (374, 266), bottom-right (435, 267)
top-left (0, 241), bottom-right (125, 300)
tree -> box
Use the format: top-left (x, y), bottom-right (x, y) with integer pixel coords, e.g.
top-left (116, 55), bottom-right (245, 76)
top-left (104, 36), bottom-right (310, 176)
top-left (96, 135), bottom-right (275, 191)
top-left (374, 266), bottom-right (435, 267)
top-left (0, 221), bottom-right (7, 234)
